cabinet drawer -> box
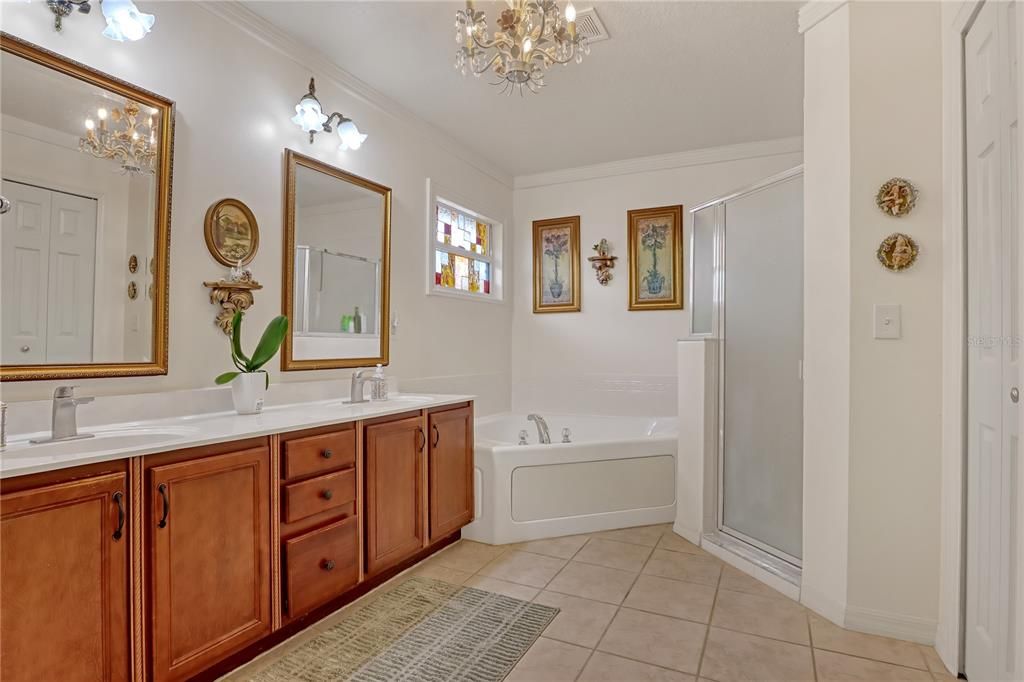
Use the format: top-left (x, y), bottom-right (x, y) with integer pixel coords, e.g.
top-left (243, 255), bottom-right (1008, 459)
top-left (283, 468), bottom-right (355, 524)
top-left (282, 428), bottom-right (355, 480)
top-left (284, 516), bottom-right (359, 616)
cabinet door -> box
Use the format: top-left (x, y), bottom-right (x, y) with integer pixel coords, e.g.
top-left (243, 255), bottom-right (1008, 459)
top-left (1, 472), bottom-right (129, 682)
top-left (428, 405), bottom-right (474, 542)
top-left (149, 446), bottom-right (270, 682)
top-left (364, 415), bottom-right (424, 576)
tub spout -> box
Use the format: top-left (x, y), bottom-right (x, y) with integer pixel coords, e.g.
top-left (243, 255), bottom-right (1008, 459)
top-left (527, 414), bottom-right (551, 444)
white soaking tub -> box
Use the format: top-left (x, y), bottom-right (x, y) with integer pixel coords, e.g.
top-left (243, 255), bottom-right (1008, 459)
top-left (462, 413), bottom-right (678, 545)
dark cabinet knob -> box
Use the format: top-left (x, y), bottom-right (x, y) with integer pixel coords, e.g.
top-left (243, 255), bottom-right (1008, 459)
top-left (321, 449), bottom-right (333, 459)
top-left (321, 559), bottom-right (335, 571)
top-left (320, 489), bottom-right (333, 501)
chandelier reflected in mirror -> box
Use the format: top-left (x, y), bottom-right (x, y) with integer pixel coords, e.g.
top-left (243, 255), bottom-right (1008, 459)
top-left (80, 100), bottom-right (158, 174)
top-left (455, 0), bottom-right (590, 94)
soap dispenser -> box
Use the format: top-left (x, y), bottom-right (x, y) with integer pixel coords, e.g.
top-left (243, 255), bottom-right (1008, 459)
top-left (370, 363), bottom-right (388, 401)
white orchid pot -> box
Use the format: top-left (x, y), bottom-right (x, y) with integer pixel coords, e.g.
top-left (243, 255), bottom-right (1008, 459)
top-left (231, 372), bottom-right (266, 415)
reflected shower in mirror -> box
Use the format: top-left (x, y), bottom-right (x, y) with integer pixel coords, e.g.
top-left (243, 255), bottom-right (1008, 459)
top-left (283, 150), bottom-right (391, 370)
top-left (0, 34), bottom-right (173, 381)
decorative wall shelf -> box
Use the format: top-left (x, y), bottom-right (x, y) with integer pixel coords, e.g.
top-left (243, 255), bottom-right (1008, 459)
top-left (203, 279), bottom-right (262, 334)
top-left (587, 238), bottom-right (618, 285)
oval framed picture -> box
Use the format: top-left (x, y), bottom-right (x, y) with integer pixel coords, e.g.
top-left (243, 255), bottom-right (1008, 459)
top-left (204, 198), bottom-right (260, 267)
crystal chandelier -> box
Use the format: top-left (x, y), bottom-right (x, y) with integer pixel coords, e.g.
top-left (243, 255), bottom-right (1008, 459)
top-left (80, 100), bottom-right (158, 175)
top-left (455, 0), bottom-right (590, 94)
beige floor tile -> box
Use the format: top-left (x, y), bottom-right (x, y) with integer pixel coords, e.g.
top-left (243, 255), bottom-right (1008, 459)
top-left (506, 637), bottom-right (591, 682)
top-left (579, 651), bottom-right (696, 681)
top-left (534, 590), bottom-right (619, 648)
top-left (478, 550), bottom-right (567, 588)
top-left (219, 623), bottom-right (325, 679)
top-left (463, 575), bottom-right (540, 600)
top-left (546, 561), bottom-right (639, 604)
top-left (643, 549), bottom-right (723, 587)
top-left (597, 608), bottom-right (706, 674)
top-left (427, 540), bottom-right (506, 573)
top-left (711, 588), bottom-right (809, 645)
top-left (575, 538), bottom-right (654, 572)
top-left (700, 627), bottom-right (815, 682)
top-left (594, 525), bottom-right (667, 547)
top-left (809, 614), bottom-right (928, 670)
top-left (656, 532), bottom-right (708, 556)
top-left (623, 574), bottom-right (716, 623)
top-left (815, 650), bottom-right (933, 681)
top-left (919, 646), bottom-right (952, 675)
top-left (508, 534), bottom-right (590, 559)
top-left (718, 565), bottom-right (792, 601)
top-left (406, 562), bottom-right (472, 585)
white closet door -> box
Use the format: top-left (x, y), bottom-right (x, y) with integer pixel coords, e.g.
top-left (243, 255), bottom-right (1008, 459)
top-left (45, 190), bottom-right (97, 363)
top-left (965, 1), bottom-right (1019, 679)
top-left (1, 180), bottom-right (51, 364)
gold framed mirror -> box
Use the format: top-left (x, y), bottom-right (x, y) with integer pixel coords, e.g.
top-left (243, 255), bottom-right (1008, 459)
top-left (0, 33), bottom-right (174, 381)
top-left (282, 149), bottom-right (391, 371)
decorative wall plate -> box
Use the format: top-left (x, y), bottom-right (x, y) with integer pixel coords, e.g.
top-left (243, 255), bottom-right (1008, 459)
top-left (127, 281), bottom-right (138, 300)
top-left (128, 254), bottom-right (138, 273)
top-left (204, 198), bottom-right (260, 267)
top-left (877, 232), bottom-right (918, 271)
top-left (876, 178), bottom-right (917, 217)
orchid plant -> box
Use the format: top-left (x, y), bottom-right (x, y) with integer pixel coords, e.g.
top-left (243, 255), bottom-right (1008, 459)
top-left (215, 311), bottom-right (288, 388)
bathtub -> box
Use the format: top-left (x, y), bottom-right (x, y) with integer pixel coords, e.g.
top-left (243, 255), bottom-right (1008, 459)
top-left (462, 413), bottom-right (678, 545)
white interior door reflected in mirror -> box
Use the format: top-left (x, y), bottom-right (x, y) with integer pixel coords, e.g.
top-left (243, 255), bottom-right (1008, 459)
top-left (0, 34), bottom-right (173, 381)
top-left (282, 149), bottom-right (391, 370)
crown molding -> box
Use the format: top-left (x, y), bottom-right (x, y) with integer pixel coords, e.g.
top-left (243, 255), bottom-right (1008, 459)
top-left (798, 0), bottom-right (848, 34)
top-left (513, 136), bottom-right (803, 190)
top-left (197, 1), bottom-right (513, 189)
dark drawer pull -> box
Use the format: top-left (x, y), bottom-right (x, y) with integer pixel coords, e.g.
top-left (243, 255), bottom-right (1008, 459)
top-left (157, 483), bottom-right (169, 529)
top-left (112, 491), bottom-right (125, 541)
top-left (432, 423), bottom-right (440, 448)
top-left (320, 489), bottom-right (333, 501)
top-left (321, 449), bottom-right (333, 459)
top-left (321, 559), bottom-right (335, 571)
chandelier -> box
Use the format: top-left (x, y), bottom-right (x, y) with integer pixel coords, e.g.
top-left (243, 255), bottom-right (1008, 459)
top-left (80, 100), bottom-right (158, 175)
top-left (455, 0), bottom-right (590, 94)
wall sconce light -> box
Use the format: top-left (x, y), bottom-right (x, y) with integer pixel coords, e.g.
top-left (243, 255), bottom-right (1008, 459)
top-left (291, 77), bottom-right (367, 151)
top-left (46, 0), bottom-right (154, 41)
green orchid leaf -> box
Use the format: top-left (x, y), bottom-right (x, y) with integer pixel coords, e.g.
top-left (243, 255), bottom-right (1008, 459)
top-left (249, 316), bottom-right (289, 371)
top-left (214, 371), bottom-right (240, 385)
top-left (230, 311), bottom-right (251, 366)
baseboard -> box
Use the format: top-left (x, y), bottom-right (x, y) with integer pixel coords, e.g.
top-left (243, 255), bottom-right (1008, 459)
top-left (672, 521), bottom-right (701, 546)
top-left (800, 584), bottom-right (847, 627)
top-left (843, 604), bottom-right (938, 645)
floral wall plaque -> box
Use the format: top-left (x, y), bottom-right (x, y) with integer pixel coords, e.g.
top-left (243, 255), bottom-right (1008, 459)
top-left (628, 205), bottom-right (684, 310)
top-left (204, 198), bottom-right (260, 267)
top-left (532, 216), bottom-right (581, 313)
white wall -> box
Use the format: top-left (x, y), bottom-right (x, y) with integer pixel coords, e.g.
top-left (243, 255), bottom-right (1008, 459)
top-left (511, 141), bottom-right (802, 417)
top-left (0, 2), bottom-right (514, 415)
top-left (801, 0), bottom-right (943, 642)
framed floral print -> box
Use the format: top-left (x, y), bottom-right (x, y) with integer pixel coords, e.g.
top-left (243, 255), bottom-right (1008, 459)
top-left (533, 216), bottom-right (581, 313)
top-left (627, 205), bottom-right (683, 310)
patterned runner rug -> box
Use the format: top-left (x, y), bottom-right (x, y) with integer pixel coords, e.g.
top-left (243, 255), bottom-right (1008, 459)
top-left (250, 578), bottom-right (559, 682)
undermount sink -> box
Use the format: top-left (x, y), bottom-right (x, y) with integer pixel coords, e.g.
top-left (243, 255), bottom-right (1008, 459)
top-left (3, 426), bottom-right (197, 459)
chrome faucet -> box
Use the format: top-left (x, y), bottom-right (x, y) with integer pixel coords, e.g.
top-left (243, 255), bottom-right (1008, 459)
top-left (350, 369), bottom-right (372, 404)
top-left (527, 414), bottom-right (551, 444)
top-left (31, 386), bottom-right (94, 444)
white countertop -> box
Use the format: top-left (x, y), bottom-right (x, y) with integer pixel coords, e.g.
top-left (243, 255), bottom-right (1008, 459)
top-left (0, 393), bottom-right (473, 479)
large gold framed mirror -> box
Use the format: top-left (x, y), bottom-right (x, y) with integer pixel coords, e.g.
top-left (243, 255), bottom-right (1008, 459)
top-left (282, 149), bottom-right (391, 371)
top-left (0, 34), bottom-right (174, 381)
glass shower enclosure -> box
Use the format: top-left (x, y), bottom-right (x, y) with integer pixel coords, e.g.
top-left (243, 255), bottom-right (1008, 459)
top-left (690, 166), bottom-right (804, 569)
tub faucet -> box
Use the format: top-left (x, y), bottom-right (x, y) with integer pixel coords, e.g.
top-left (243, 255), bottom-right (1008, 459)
top-left (31, 386), bottom-right (94, 444)
top-left (527, 414), bottom-right (551, 444)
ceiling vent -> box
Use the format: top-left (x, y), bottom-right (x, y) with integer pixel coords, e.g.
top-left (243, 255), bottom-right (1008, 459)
top-left (575, 7), bottom-right (610, 43)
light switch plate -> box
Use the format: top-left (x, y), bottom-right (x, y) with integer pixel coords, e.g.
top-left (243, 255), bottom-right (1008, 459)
top-left (874, 304), bottom-right (901, 339)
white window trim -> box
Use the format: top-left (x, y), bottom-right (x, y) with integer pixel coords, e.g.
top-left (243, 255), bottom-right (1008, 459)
top-left (425, 178), bottom-right (504, 303)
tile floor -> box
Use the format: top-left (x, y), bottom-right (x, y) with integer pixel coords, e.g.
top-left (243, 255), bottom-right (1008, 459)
top-left (225, 524), bottom-right (953, 682)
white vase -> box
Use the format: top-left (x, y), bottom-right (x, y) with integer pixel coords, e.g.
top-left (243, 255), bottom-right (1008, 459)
top-left (231, 372), bottom-right (266, 415)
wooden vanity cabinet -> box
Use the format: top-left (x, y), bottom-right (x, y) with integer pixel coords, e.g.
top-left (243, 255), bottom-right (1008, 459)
top-left (363, 413), bottom-right (426, 577)
top-left (146, 439), bottom-right (271, 682)
top-left (0, 464), bottom-right (130, 682)
top-left (427, 404), bottom-right (475, 543)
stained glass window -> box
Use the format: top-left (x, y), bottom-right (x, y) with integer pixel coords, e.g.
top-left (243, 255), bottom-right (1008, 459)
top-left (433, 198), bottom-right (495, 298)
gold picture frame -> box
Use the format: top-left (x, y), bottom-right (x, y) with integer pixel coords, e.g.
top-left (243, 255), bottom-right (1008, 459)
top-left (532, 216), bottom-right (581, 313)
top-left (204, 198), bottom-right (260, 267)
top-left (280, 148), bottom-right (392, 371)
top-left (0, 32), bottom-right (175, 382)
top-left (627, 205), bottom-right (684, 311)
